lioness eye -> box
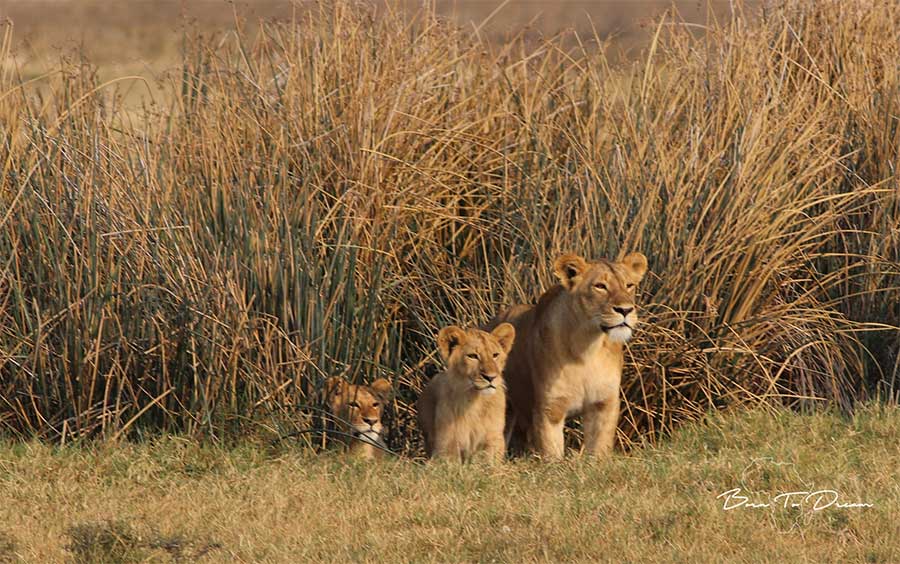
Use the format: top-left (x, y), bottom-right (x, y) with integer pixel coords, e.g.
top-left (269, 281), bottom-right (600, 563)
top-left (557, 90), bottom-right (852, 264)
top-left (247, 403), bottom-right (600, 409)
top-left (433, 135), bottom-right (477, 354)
top-left (626, 283), bottom-right (635, 289)
top-left (372, 402), bottom-right (380, 408)
top-left (492, 352), bottom-right (500, 358)
top-left (466, 353), bottom-right (479, 360)
top-left (348, 401), bottom-right (360, 408)
top-left (594, 283), bottom-right (608, 292)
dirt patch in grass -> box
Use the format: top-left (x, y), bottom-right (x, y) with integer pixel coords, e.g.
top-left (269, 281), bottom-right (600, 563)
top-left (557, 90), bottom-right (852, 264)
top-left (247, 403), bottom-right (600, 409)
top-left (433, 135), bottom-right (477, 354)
top-left (0, 532), bottom-right (17, 563)
top-left (65, 520), bottom-right (220, 564)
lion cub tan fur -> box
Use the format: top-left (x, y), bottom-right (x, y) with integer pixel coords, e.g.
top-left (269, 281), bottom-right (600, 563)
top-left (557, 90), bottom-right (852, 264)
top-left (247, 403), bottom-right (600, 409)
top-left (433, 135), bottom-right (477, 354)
top-left (325, 377), bottom-right (392, 459)
top-left (417, 323), bottom-right (516, 462)
top-left (487, 252), bottom-right (648, 459)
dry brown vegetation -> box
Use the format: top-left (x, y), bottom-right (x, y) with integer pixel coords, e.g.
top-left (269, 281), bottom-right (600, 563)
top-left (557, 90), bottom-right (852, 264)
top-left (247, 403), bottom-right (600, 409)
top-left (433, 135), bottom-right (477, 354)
top-left (1, 0), bottom-right (899, 452)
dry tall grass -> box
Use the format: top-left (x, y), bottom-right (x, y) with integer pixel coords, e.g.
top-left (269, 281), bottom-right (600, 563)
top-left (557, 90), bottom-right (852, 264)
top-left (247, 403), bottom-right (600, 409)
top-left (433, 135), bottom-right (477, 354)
top-left (1, 0), bottom-right (898, 451)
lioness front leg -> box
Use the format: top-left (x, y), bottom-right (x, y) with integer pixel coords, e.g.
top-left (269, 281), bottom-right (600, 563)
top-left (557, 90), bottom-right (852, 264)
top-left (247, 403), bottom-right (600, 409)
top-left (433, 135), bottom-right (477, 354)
top-left (504, 409), bottom-right (529, 456)
top-left (582, 398), bottom-right (619, 456)
top-left (531, 405), bottom-right (566, 460)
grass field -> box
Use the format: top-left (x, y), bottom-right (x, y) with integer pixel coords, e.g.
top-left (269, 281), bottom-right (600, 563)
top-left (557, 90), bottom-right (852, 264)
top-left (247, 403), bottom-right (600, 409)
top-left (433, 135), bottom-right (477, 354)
top-left (1, 405), bottom-right (897, 562)
top-left (3, 0), bottom-right (899, 450)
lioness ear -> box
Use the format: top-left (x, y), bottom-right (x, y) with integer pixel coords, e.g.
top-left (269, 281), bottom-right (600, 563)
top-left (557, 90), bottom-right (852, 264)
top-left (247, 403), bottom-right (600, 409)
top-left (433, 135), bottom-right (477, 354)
top-left (491, 323), bottom-right (516, 354)
top-left (621, 252), bottom-right (648, 282)
top-left (437, 325), bottom-right (467, 362)
top-left (324, 377), bottom-right (349, 412)
top-left (369, 378), bottom-right (393, 402)
top-left (553, 253), bottom-right (589, 289)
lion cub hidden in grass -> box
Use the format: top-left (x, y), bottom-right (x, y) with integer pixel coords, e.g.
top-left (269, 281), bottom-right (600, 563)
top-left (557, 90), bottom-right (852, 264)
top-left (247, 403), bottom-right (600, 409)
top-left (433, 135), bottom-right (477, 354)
top-left (417, 323), bottom-right (516, 463)
top-left (487, 252), bottom-right (648, 460)
top-left (325, 377), bottom-right (392, 459)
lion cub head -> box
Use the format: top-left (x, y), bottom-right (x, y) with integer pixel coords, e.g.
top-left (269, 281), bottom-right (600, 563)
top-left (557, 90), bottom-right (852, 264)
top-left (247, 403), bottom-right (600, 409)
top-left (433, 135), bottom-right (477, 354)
top-left (553, 252), bottom-right (649, 343)
top-left (438, 323), bottom-right (516, 395)
top-left (325, 377), bottom-right (392, 455)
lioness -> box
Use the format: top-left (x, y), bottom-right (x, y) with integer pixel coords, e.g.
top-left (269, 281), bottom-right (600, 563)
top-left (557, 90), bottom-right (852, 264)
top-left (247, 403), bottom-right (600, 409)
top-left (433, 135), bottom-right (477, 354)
top-left (417, 323), bottom-right (516, 463)
top-left (324, 377), bottom-right (392, 459)
top-left (488, 252), bottom-right (648, 459)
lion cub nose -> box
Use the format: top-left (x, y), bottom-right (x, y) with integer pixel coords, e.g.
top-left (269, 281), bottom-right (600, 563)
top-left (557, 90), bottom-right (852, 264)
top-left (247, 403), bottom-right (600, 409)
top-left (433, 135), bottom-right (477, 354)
top-left (613, 306), bottom-right (634, 317)
top-left (363, 417), bottom-right (378, 426)
top-left (481, 374), bottom-right (496, 383)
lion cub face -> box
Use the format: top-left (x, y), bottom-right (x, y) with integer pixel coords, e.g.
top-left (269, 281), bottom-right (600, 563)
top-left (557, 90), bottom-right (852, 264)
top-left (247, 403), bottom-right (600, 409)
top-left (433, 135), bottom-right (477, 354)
top-left (438, 324), bottom-right (516, 395)
top-left (553, 252), bottom-right (649, 343)
top-left (325, 377), bottom-right (392, 445)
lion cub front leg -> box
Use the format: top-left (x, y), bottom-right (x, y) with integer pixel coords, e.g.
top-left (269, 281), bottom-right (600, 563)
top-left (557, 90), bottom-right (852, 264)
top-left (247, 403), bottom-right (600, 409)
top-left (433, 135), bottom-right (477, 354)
top-left (433, 419), bottom-right (463, 462)
top-left (433, 438), bottom-right (462, 462)
top-left (582, 397), bottom-right (619, 457)
top-left (477, 430), bottom-right (506, 464)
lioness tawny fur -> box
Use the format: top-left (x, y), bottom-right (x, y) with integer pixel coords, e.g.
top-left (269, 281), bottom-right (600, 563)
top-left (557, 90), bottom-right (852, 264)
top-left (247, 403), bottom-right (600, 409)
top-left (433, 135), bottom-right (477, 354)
top-left (487, 252), bottom-right (648, 459)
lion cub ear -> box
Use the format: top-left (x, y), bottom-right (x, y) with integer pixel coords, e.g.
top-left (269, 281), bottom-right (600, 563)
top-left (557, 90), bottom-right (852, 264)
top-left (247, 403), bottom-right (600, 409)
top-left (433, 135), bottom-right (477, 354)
top-left (553, 253), bottom-right (589, 289)
top-left (324, 377), bottom-right (349, 412)
top-left (369, 378), bottom-right (393, 402)
top-left (490, 323), bottom-right (516, 354)
top-left (437, 325), bottom-right (468, 362)
top-left (621, 252), bottom-right (648, 282)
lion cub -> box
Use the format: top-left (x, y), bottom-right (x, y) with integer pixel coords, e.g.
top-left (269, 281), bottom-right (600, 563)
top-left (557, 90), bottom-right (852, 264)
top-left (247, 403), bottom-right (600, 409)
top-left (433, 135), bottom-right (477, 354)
top-left (325, 377), bottom-right (392, 459)
top-left (417, 323), bottom-right (516, 463)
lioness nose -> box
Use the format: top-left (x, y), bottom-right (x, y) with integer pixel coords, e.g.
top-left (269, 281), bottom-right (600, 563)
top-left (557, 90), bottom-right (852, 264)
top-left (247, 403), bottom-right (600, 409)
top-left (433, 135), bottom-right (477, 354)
top-left (613, 306), bottom-right (634, 317)
top-left (363, 417), bottom-right (377, 426)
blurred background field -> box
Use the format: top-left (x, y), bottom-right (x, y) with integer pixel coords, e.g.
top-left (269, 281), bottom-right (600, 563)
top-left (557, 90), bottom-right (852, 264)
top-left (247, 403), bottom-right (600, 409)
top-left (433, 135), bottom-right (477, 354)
top-left (1, 0), bottom-right (899, 453)
top-left (3, 1), bottom-right (754, 89)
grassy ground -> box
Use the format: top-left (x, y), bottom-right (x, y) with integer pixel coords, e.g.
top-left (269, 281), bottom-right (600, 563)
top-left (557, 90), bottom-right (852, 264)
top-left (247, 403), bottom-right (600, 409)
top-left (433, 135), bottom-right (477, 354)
top-left (1, 406), bottom-right (897, 563)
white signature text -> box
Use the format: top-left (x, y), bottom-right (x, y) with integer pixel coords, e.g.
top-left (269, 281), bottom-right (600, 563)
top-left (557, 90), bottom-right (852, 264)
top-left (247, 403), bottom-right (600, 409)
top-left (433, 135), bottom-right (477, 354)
top-left (717, 488), bottom-right (873, 511)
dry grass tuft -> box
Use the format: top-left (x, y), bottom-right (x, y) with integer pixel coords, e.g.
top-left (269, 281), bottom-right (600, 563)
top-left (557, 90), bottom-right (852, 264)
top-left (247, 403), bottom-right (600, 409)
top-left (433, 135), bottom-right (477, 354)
top-left (1, 0), bottom-right (899, 451)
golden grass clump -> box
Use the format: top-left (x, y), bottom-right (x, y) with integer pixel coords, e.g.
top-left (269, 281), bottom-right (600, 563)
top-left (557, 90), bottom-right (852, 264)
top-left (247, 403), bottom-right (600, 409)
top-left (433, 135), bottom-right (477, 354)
top-left (1, 0), bottom-right (898, 451)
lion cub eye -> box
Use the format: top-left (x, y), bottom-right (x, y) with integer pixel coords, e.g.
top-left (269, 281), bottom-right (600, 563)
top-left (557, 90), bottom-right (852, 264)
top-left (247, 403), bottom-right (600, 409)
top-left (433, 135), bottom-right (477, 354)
top-left (492, 352), bottom-right (500, 358)
top-left (372, 402), bottom-right (380, 408)
top-left (348, 401), bottom-right (360, 409)
top-left (466, 353), bottom-right (479, 360)
top-left (626, 283), bottom-right (635, 290)
top-left (593, 283), bottom-right (608, 292)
